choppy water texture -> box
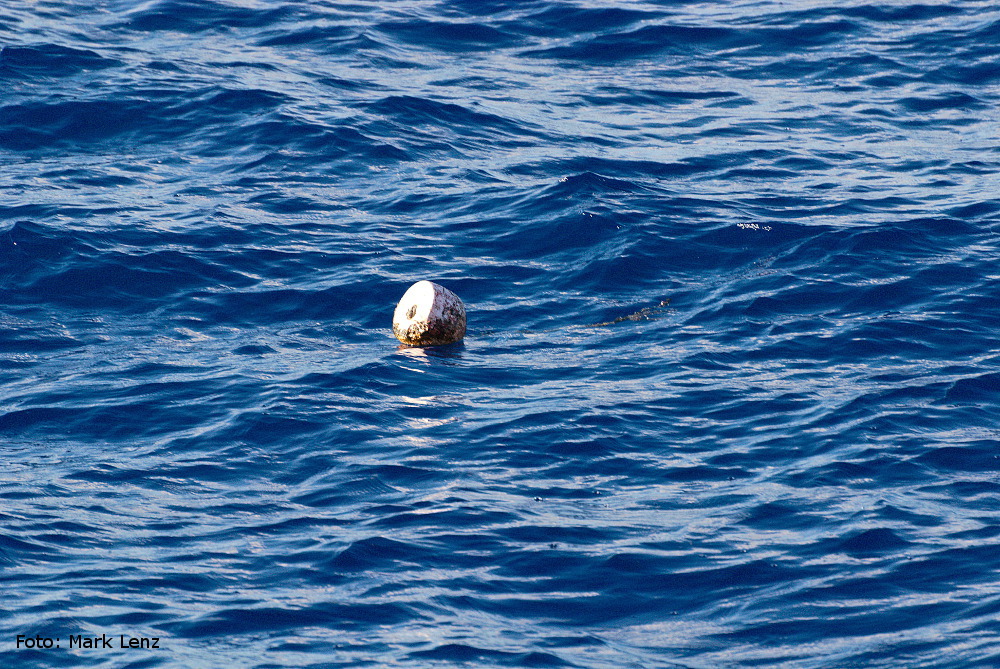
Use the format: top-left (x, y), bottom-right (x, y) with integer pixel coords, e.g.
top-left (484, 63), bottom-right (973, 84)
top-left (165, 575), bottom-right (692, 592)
top-left (2, 1), bottom-right (999, 667)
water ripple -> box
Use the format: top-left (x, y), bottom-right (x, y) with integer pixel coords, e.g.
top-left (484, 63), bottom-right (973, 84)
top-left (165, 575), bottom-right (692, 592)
top-left (1, 0), bottom-right (999, 667)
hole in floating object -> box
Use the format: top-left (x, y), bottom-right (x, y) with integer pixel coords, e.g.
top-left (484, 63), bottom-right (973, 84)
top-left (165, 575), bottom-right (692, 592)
top-left (407, 305), bottom-right (417, 319)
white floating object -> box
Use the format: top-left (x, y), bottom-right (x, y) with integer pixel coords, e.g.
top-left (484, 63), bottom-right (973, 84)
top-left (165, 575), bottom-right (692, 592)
top-left (392, 280), bottom-right (466, 347)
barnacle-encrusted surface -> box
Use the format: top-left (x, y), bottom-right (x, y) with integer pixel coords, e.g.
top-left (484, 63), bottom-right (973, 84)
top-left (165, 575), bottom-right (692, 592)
top-left (392, 281), bottom-right (466, 346)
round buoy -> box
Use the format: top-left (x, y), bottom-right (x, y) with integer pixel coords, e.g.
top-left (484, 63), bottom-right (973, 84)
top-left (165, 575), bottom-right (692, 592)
top-left (392, 280), bottom-right (466, 347)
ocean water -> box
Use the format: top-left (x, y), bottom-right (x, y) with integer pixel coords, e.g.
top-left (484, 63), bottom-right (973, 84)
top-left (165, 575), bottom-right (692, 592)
top-left (2, 0), bottom-right (999, 667)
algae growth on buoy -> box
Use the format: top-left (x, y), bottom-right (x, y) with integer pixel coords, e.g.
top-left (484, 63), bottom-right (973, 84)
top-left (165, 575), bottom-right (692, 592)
top-left (392, 280), bottom-right (466, 346)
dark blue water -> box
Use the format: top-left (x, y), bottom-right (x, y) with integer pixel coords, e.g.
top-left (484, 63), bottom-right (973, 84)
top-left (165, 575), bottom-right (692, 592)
top-left (2, 1), bottom-right (999, 666)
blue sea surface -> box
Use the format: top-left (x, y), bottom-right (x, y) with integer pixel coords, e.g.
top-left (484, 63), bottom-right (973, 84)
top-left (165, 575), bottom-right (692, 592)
top-left (2, 0), bottom-right (999, 667)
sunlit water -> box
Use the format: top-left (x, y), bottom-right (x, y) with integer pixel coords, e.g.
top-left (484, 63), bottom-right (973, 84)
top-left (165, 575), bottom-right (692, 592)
top-left (2, 1), bottom-right (999, 667)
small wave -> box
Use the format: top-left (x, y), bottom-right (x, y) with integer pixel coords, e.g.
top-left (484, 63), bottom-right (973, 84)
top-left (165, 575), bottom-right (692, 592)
top-left (0, 44), bottom-right (120, 79)
top-left (118, 0), bottom-right (293, 33)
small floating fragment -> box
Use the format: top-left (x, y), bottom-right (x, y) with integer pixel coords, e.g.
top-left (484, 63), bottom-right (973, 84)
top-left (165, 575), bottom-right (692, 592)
top-left (392, 280), bottom-right (466, 347)
top-left (587, 299), bottom-right (671, 327)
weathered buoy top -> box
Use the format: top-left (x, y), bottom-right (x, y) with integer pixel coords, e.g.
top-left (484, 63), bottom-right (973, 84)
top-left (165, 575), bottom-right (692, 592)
top-left (392, 280), bottom-right (466, 347)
